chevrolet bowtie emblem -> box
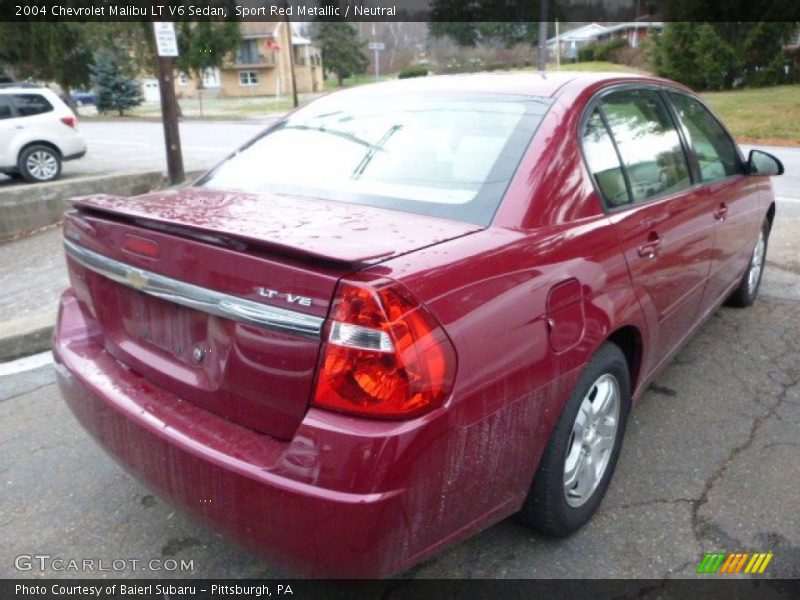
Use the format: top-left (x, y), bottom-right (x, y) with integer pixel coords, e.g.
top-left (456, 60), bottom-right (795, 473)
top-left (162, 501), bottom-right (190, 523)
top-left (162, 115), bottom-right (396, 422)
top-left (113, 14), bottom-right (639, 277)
top-left (125, 270), bottom-right (149, 290)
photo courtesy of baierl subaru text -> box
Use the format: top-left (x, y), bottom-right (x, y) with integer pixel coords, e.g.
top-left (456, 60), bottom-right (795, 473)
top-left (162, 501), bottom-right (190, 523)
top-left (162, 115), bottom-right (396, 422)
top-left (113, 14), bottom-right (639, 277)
top-left (0, 0), bottom-right (799, 598)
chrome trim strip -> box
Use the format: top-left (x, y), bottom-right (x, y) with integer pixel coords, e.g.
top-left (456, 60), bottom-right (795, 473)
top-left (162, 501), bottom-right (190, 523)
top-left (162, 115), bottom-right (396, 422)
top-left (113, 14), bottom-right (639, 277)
top-left (63, 240), bottom-right (324, 339)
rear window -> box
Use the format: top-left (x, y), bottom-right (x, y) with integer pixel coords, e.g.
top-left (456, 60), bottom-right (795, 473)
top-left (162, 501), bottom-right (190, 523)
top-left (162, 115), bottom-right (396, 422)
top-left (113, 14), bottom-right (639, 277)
top-left (198, 91), bottom-right (551, 225)
top-left (10, 93), bottom-right (53, 116)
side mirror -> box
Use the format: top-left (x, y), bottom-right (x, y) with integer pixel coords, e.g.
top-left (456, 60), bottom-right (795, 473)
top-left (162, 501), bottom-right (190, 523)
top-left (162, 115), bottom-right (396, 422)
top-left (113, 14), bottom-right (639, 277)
top-left (747, 149), bottom-right (784, 176)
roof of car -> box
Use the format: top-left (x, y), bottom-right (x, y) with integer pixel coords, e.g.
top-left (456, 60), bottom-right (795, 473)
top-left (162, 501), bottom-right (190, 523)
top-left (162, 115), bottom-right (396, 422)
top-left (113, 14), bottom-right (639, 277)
top-left (332, 71), bottom-right (659, 99)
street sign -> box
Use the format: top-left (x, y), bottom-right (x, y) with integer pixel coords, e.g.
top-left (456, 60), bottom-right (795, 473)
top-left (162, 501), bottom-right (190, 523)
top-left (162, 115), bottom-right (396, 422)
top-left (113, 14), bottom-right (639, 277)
top-left (368, 42), bottom-right (385, 51)
top-left (153, 22), bottom-right (179, 57)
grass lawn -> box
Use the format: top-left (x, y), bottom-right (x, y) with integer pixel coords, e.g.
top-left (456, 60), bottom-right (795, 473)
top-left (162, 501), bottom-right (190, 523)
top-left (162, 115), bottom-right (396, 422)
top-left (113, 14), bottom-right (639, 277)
top-left (324, 73), bottom-right (395, 91)
top-left (701, 85), bottom-right (800, 146)
top-left (548, 61), bottom-right (646, 74)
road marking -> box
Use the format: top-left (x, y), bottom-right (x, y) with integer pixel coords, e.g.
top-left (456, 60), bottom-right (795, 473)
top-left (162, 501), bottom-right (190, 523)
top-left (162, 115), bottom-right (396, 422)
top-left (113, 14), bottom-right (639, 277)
top-left (0, 351), bottom-right (53, 377)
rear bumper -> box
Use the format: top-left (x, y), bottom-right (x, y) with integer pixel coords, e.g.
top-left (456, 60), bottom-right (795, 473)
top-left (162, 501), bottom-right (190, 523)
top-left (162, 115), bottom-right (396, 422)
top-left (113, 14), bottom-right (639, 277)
top-left (63, 149), bottom-right (86, 162)
top-left (54, 292), bottom-right (410, 578)
top-left (57, 134), bottom-right (86, 160)
top-left (54, 290), bottom-right (533, 578)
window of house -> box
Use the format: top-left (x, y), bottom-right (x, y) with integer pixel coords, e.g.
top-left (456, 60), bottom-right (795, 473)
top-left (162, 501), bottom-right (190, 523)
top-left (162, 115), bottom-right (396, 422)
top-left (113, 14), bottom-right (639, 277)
top-left (668, 92), bottom-right (742, 183)
top-left (178, 73), bottom-right (188, 86)
top-left (239, 71), bottom-right (259, 86)
top-left (236, 40), bottom-right (260, 65)
top-left (599, 89), bottom-right (691, 203)
top-left (10, 93), bottom-right (53, 117)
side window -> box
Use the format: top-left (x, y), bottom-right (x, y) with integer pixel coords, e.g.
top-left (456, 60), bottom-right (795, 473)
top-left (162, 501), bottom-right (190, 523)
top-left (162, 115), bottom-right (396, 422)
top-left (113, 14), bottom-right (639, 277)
top-left (600, 89), bottom-right (691, 203)
top-left (10, 94), bottom-right (54, 117)
top-left (0, 96), bottom-right (12, 119)
top-left (582, 109), bottom-right (630, 207)
top-left (668, 92), bottom-right (742, 182)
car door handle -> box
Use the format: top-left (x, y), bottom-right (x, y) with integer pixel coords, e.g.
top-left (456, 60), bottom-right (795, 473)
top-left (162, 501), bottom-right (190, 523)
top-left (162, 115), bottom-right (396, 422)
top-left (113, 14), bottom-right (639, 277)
top-left (637, 234), bottom-right (662, 260)
top-left (714, 203), bottom-right (729, 221)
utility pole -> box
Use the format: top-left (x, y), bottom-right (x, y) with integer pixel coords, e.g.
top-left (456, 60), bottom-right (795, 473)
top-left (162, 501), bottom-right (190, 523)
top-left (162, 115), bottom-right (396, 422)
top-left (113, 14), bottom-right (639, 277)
top-left (373, 23), bottom-right (380, 81)
top-left (283, 7), bottom-right (298, 107)
top-left (537, 0), bottom-right (549, 71)
top-left (153, 23), bottom-right (184, 184)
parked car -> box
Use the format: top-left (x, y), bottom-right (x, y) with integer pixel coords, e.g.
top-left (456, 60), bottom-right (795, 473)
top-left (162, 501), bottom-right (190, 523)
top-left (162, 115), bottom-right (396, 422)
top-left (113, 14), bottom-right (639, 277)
top-left (53, 73), bottom-right (782, 577)
top-left (0, 84), bottom-right (86, 182)
top-left (70, 90), bottom-right (96, 107)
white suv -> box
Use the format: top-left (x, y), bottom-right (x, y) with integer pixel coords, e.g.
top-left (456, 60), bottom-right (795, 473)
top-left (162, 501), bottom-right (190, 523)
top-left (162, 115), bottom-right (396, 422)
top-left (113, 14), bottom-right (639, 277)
top-left (0, 85), bottom-right (87, 182)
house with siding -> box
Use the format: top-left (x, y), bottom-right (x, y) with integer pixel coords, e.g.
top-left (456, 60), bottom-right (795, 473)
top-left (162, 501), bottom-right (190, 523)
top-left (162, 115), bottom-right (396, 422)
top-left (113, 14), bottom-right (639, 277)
top-left (547, 22), bottom-right (663, 60)
top-left (167, 22), bottom-right (323, 100)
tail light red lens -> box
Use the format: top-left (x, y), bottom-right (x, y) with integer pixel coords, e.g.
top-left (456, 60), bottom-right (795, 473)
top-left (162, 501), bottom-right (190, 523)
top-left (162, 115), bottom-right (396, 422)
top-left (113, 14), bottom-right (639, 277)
top-left (312, 276), bottom-right (456, 419)
top-left (60, 116), bottom-right (77, 129)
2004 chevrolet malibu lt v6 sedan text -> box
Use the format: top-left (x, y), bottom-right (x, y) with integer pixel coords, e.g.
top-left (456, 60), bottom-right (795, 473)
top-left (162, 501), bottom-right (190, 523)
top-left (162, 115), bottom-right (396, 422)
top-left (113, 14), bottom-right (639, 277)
top-left (53, 72), bottom-right (783, 578)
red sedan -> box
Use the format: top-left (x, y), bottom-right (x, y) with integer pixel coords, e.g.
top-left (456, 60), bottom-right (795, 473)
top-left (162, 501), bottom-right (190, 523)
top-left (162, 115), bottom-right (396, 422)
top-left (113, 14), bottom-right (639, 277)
top-left (53, 73), bottom-right (783, 577)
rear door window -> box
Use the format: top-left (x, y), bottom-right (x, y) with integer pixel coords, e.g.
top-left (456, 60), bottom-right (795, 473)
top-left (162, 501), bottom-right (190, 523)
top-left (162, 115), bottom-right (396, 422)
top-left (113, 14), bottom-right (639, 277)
top-left (667, 92), bottom-right (743, 183)
top-left (0, 96), bottom-right (12, 119)
top-left (599, 89), bottom-right (691, 204)
top-left (582, 108), bottom-right (630, 207)
top-left (10, 93), bottom-right (54, 117)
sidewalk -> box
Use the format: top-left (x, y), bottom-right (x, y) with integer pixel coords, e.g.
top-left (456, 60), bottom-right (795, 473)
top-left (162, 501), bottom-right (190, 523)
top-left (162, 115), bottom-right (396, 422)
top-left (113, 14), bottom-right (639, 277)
top-left (0, 226), bottom-right (67, 361)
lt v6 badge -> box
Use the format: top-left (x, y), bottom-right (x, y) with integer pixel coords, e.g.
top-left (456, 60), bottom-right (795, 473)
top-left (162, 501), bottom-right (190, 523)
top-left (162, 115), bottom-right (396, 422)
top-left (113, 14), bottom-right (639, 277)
top-left (255, 287), bottom-right (313, 307)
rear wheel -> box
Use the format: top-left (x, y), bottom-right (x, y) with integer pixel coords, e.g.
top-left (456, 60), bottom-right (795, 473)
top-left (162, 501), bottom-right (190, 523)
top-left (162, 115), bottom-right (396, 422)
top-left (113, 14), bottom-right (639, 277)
top-left (18, 144), bottom-right (62, 183)
top-left (725, 220), bottom-right (769, 308)
top-left (519, 342), bottom-right (631, 536)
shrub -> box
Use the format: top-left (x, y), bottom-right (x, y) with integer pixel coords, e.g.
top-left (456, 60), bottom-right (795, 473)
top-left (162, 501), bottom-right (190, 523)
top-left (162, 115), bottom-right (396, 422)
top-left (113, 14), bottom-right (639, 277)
top-left (398, 65), bottom-right (428, 79)
top-left (595, 38), bottom-right (629, 62)
top-left (578, 44), bottom-right (597, 62)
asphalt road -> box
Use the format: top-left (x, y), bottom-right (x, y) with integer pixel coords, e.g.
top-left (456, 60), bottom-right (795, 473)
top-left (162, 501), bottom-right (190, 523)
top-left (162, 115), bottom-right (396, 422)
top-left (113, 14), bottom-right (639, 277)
top-left (0, 119), bottom-right (275, 186)
top-left (0, 123), bottom-right (799, 582)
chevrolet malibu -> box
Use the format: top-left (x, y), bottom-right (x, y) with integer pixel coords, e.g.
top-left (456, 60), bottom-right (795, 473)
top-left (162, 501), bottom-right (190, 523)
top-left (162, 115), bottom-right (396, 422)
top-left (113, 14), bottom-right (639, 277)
top-left (54, 73), bottom-right (783, 577)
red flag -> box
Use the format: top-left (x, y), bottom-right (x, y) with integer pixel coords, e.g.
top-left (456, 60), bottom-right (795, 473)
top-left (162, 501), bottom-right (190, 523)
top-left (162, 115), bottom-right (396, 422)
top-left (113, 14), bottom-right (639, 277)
top-left (265, 38), bottom-right (281, 51)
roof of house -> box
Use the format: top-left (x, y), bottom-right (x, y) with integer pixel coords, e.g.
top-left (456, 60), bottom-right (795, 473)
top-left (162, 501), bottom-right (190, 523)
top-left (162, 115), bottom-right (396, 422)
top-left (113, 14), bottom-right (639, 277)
top-left (547, 21), bottom-right (663, 45)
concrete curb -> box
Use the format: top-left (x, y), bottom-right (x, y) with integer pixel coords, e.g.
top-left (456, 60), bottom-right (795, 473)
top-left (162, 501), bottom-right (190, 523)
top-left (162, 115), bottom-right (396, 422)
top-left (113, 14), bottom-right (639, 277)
top-left (0, 170), bottom-right (166, 243)
top-left (0, 312), bottom-right (55, 363)
top-left (0, 170), bottom-right (204, 362)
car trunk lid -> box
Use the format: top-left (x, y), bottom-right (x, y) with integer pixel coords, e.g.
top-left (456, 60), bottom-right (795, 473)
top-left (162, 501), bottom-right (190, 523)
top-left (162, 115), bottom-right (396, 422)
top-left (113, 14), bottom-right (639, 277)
top-left (63, 188), bottom-right (480, 439)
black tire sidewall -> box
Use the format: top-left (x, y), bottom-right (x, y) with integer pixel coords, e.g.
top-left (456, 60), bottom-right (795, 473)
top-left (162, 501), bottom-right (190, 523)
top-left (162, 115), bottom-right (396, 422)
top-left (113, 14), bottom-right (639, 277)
top-left (18, 145), bottom-right (62, 183)
top-left (525, 343), bottom-right (631, 535)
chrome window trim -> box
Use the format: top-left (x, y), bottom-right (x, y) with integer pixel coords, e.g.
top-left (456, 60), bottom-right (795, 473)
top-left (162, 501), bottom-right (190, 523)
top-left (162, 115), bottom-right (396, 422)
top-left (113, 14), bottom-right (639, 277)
top-left (63, 240), bottom-right (324, 339)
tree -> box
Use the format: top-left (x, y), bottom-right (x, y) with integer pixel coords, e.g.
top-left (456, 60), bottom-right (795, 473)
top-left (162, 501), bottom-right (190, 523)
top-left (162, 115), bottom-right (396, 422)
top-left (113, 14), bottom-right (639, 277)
top-left (312, 22), bottom-right (369, 85)
top-left (653, 21), bottom-right (798, 90)
top-left (428, 0), bottom-right (553, 48)
top-left (174, 21), bottom-right (240, 116)
top-left (0, 23), bottom-right (92, 106)
top-left (91, 51), bottom-right (143, 116)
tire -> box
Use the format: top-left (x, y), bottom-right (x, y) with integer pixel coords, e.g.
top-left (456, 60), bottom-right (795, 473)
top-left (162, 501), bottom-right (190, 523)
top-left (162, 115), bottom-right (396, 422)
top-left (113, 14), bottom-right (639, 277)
top-left (18, 144), bottom-right (62, 183)
top-left (725, 220), bottom-right (769, 308)
top-left (519, 342), bottom-right (631, 536)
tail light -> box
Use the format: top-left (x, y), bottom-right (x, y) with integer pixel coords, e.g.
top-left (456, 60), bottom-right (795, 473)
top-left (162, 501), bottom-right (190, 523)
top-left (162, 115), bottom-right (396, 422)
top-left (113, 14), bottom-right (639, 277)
top-left (312, 275), bottom-right (456, 419)
top-left (61, 116), bottom-right (77, 129)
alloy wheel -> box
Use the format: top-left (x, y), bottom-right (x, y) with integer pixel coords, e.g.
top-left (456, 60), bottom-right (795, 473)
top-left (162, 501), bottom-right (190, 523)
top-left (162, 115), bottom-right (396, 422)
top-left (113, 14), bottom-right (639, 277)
top-left (564, 373), bottom-right (620, 508)
top-left (748, 229), bottom-right (766, 295)
top-left (26, 151), bottom-right (59, 181)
